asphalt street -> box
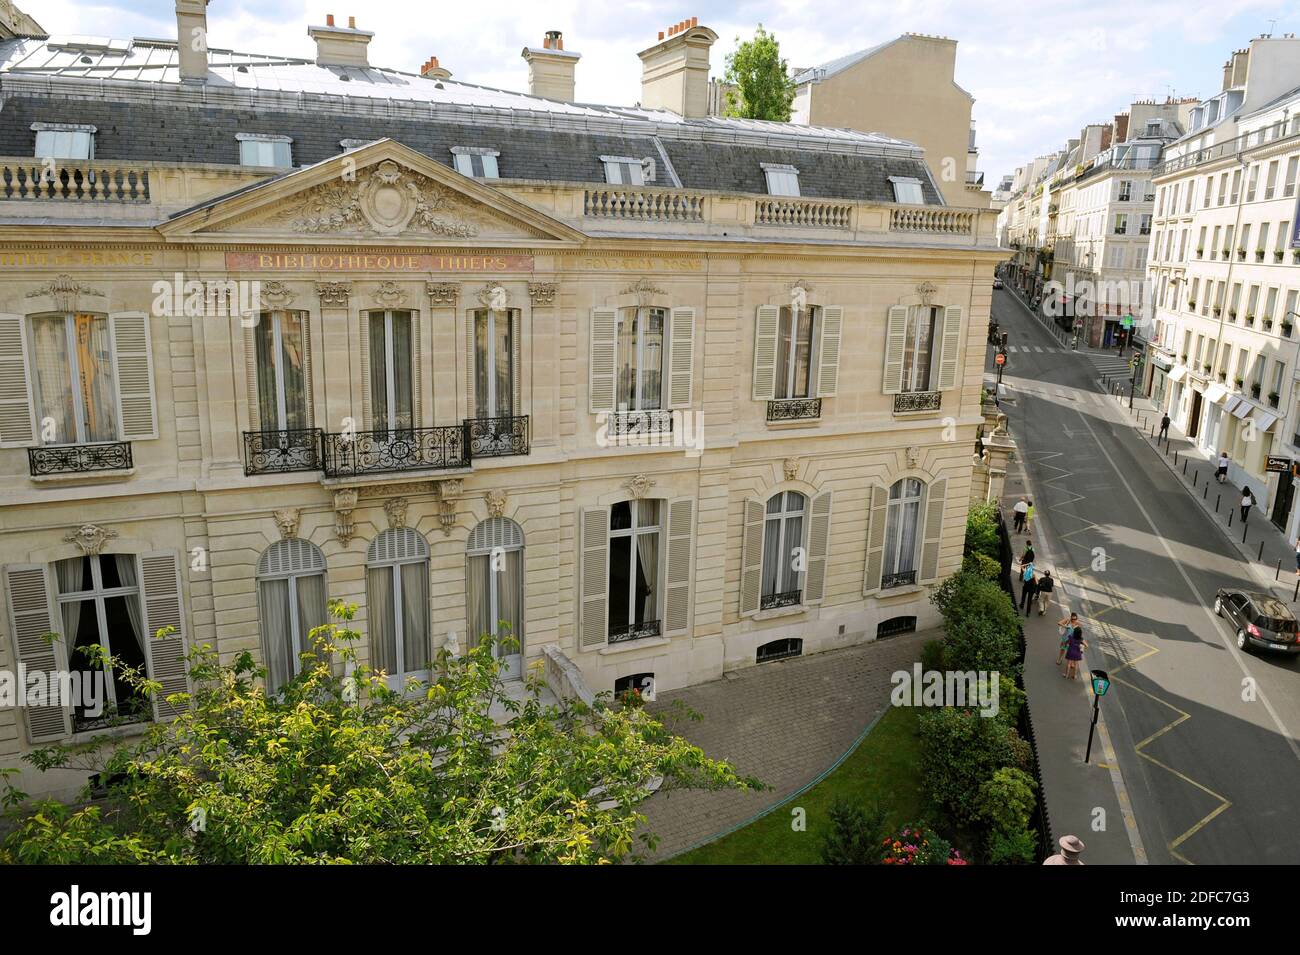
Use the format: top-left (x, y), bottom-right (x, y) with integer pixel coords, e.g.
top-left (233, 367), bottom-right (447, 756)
top-left (991, 287), bottom-right (1300, 865)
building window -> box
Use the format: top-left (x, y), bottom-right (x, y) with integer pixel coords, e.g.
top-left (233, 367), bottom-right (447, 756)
top-left (608, 500), bottom-right (661, 640)
top-left (756, 637), bottom-right (803, 663)
top-left (32, 122), bottom-right (95, 160)
top-left (774, 305), bottom-right (819, 399)
top-left (466, 518), bottom-right (525, 678)
top-left (254, 311), bottom-right (310, 431)
top-left (601, 156), bottom-right (647, 186)
top-left (237, 134), bottom-right (293, 168)
top-left (367, 310), bottom-right (414, 433)
top-left (761, 491), bottom-right (806, 607)
top-left (1139, 214), bottom-right (1152, 235)
top-left (614, 672), bottom-right (655, 699)
top-left (1285, 156), bottom-right (1299, 198)
top-left (54, 554), bottom-right (147, 729)
top-left (763, 163), bottom-right (801, 197)
top-left (882, 478), bottom-right (923, 588)
top-left (28, 313), bottom-right (117, 445)
top-left (616, 306), bottom-right (665, 411)
top-left (1118, 180), bottom-right (1133, 202)
top-left (890, 176), bottom-right (924, 204)
top-left (366, 528), bottom-right (430, 686)
top-left (902, 306), bottom-right (939, 392)
top-left (1265, 160), bottom-right (1279, 201)
top-left (451, 147), bottom-right (500, 179)
top-left (876, 615), bottom-right (918, 639)
top-left (472, 308), bottom-right (516, 418)
top-left (1113, 213), bottom-right (1128, 235)
top-left (256, 539), bottom-right (328, 694)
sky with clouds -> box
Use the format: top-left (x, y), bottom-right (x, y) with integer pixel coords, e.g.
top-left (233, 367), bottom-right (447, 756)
top-left (30, 0), bottom-right (1300, 188)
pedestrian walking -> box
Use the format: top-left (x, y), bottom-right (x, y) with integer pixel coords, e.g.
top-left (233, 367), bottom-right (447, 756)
top-left (1036, 570), bottom-right (1054, 615)
top-left (1025, 499), bottom-right (1035, 530)
top-left (1020, 539), bottom-right (1035, 567)
top-left (1056, 612), bottom-right (1079, 664)
top-left (1012, 496), bottom-right (1028, 533)
top-left (1216, 451), bottom-right (1229, 484)
top-left (1019, 563), bottom-right (1037, 615)
top-left (1063, 627), bottom-right (1088, 680)
top-left (1294, 537), bottom-right (1300, 577)
top-left (1159, 412), bottom-right (1170, 440)
top-left (1240, 487), bottom-right (1255, 524)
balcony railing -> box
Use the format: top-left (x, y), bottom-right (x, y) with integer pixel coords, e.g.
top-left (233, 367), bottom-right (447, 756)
top-left (243, 428), bottom-right (322, 475)
top-left (465, 415), bottom-right (530, 459)
top-left (755, 197), bottom-right (852, 229)
top-left (320, 425), bottom-right (468, 478)
top-left (606, 409), bottom-right (673, 438)
top-left (28, 441), bottom-right (132, 476)
top-left (608, 619), bottom-right (662, 645)
top-left (889, 206), bottom-right (975, 235)
top-left (882, 570), bottom-right (918, 590)
top-left (766, 397), bottom-right (821, 422)
top-left (893, 391), bottom-right (942, 413)
top-left (1155, 125), bottom-right (1300, 177)
top-left (583, 188), bottom-right (705, 222)
top-left (1, 162), bottom-right (151, 201)
top-left (760, 589), bottom-right (802, 611)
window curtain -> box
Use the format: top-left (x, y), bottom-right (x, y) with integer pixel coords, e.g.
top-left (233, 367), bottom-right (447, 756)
top-left (279, 312), bottom-right (308, 431)
top-left (616, 308), bottom-right (637, 409)
top-left (473, 311), bottom-right (489, 419)
top-left (641, 309), bottom-right (663, 410)
top-left (258, 578), bottom-right (295, 692)
top-left (793, 308), bottom-right (814, 398)
top-left (367, 565), bottom-right (396, 676)
top-left (896, 500), bottom-right (920, 574)
top-left (775, 306), bottom-right (793, 399)
top-left (392, 313), bottom-right (413, 430)
top-left (466, 555), bottom-right (489, 650)
top-left (294, 572), bottom-right (328, 663)
top-left (496, 549), bottom-right (523, 655)
top-left (254, 313), bottom-right (281, 429)
top-left (54, 557), bottom-right (86, 644)
top-left (113, 554), bottom-right (147, 659)
top-left (76, 315), bottom-right (116, 442)
top-left (635, 532), bottom-right (658, 624)
top-left (369, 313), bottom-right (390, 431)
top-left (783, 514), bottom-right (804, 591)
top-left (761, 516), bottom-right (782, 597)
top-left (30, 318), bottom-right (74, 443)
top-left (493, 311), bottom-right (513, 418)
top-left (400, 561), bottom-right (429, 672)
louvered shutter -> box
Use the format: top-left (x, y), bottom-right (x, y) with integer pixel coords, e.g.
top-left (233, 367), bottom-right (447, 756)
top-left (751, 306), bottom-right (780, 401)
top-left (578, 507), bottom-right (610, 649)
top-left (589, 308), bottom-right (617, 414)
top-left (803, 491), bottom-right (833, 603)
top-left (863, 484), bottom-right (889, 595)
top-left (919, 479), bottom-right (948, 582)
top-left (4, 564), bottom-right (71, 742)
top-left (815, 306), bottom-right (843, 397)
top-left (299, 312), bottom-right (314, 428)
top-left (243, 318), bottom-right (261, 431)
top-left (663, 498), bottom-right (694, 636)
top-left (110, 311), bottom-right (157, 440)
top-left (936, 306), bottom-right (963, 391)
top-left (465, 308), bottom-right (477, 419)
top-left (0, 313), bottom-right (35, 447)
top-left (511, 309), bottom-right (523, 414)
top-left (139, 552), bottom-right (191, 720)
top-left (360, 310), bottom-right (373, 428)
top-left (739, 498), bottom-right (765, 616)
top-left (667, 307), bottom-right (695, 409)
top-left (882, 306), bottom-right (909, 395)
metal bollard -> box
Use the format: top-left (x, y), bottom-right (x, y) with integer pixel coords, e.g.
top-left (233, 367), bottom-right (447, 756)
top-left (1243, 521), bottom-right (1248, 544)
top-left (1175, 450), bottom-right (1180, 467)
top-left (1259, 541), bottom-right (1265, 561)
top-left (1277, 559), bottom-right (1282, 581)
top-left (1216, 494), bottom-right (1221, 512)
top-left (1295, 577), bottom-right (1299, 602)
top-left (1203, 483), bottom-right (1208, 499)
top-left (1229, 511), bottom-right (1234, 527)
top-left (1193, 470), bottom-right (1199, 487)
top-left (1182, 458), bottom-right (1187, 475)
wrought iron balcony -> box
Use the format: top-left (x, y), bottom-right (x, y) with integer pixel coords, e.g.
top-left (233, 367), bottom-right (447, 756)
top-left (766, 398), bottom-right (821, 422)
top-left (760, 589), bottom-right (803, 611)
top-left (606, 409), bottom-right (673, 438)
top-left (608, 619), bottom-right (662, 644)
top-left (28, 441), bottom-right (132, 476)
top-left (893, 391), bottom-right (942, 414)
top-left (882, 570), bottom-right (918, 590)
top-left (321, 425), bottom-right (468, 478)
top-left (466, 415), bottom-right (530, 458)
top-left (243, 429), bottom-right (322, 475)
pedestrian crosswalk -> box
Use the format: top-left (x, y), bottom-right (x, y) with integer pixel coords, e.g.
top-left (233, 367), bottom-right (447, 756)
top-left (1004, 344), bottom-right (1067, 354)
top-left (1087, 352), bottom-right (1137, 379)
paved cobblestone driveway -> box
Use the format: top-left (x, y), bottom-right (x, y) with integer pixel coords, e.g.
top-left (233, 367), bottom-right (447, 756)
top-left (640, 629), bottom-right (931, 861)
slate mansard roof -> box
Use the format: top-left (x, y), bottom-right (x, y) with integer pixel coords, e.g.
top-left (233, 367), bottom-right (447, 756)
top-left (0, 35), bottom-right (945, 206)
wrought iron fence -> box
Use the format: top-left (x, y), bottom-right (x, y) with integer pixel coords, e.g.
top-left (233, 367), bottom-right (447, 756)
top-left (893, 391), bottom-right (941, 413)
top-left (881, 569), bottom-right (917, 590)
top-left (28, 441), bottom-right (132, 476)
top-left (321, 425), bottom-right (468, 477)
top-left (766, 398), bottom-right (821, 422)
top-left (759, 589), bottom-right (802, 611)
top-left (466, 415), bottom-right (529, 458)
top-left (243, 429), bottom-right (322, 475)
top-left (608, 619), bottom-right (662, 644)
top-left (606, 409), bottom-right (673, 437)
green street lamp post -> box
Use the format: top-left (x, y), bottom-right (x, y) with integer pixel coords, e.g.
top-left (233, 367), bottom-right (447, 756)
top-left (1085, 669), bottom-right (1110, 764)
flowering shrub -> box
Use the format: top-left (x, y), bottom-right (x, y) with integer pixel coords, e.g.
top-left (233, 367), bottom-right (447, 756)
top-left (880, 824), bottom-right (966, 865)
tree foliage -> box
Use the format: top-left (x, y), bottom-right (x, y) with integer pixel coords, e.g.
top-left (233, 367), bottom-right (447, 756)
top-left (0, 604), bottom-right (756, 864)
top-left (723, 25), bottom-right (796, 121)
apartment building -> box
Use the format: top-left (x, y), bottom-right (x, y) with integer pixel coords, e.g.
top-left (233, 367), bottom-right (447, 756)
top-left (1147, 35), bottom-right (1300, 536)
top-left (0, 7), bottom-right (1005, 798)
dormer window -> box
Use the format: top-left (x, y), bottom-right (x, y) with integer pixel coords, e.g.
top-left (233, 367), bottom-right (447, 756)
top-left (451, 147), bottom-right (500, 179)
top-left (601, 156), bottom-right (651, 186)
top-left (890, 176), bottom-right (925, 205)
top-left (761, 163), bottom-right (800, 197)
top-left (32, 123), bottom-right (95, 160)
top-left (237, 133), bottom-right (293, 168)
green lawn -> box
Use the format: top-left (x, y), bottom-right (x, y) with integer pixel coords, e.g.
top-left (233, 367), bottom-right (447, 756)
top-left (666, 705), bottom-right (925, 865)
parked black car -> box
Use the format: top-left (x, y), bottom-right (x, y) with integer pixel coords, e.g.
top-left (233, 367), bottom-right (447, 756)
top-left (993, 277), bottom-right (1004, 289)
top-left (1214, 589), bottom-right (1300, 654)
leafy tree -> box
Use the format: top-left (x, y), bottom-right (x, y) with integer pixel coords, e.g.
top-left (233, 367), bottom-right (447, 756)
top-left (0, 603), bottom-right (756, 864)
top-left (942, 615), bottom-right (1020, 676)
top-left (963, 501), bottom-right (1001, 563)
top-left (723, 25), bottom-right (796, 121)
top-left (820, 798), bottom-right (886, 864)
top-left (977, 767), bottom-right (1037, 837)
top-left (918, 707), bottom-right (1020, 826)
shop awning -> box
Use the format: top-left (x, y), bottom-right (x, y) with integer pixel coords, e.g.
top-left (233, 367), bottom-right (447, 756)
top-left (1231, 400), bottom-right (1255, 420)
top-left (1250, 411), bottom-right (1280, 432)
top-left (1204, 383), bottom-right (1228, 405)
top-left (1151, 353), bottom-right (1173, 371)
top-left (1168, 365), bottom-right (1188, 383)
top-left (1222, 396), bottom-right (1242, 415)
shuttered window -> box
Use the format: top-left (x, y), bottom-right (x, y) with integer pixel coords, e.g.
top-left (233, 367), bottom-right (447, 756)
top-left (365, 310), bottom-right (415, 432)
top-left (760, 491), bottom-right (805, 608)
top-left (466, 518), bottom-right (525, 679)
top-left (608, 500), bottom-right (662, 642)
top-left (774, 306), bottom-right (817, 399)
top-left (883, 305), bottom-right (962, 394)
top-left (4, 564), bottom-right (71, 741)
top-left (882, 479), bottom-right (923, 589)
top-left (28, 313), bottom-right (118, 444)
top-left (252, 310), bottom-right (311, 432)
top-left (470, 308), bottom-right (518, 419)
top-left (256, 539), bottom-right (328, 694)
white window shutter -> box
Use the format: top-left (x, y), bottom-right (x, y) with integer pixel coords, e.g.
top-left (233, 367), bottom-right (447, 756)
top-left (511, 309), bottom-right (523, 414)
top-left (110, 311), bottom-right (157, 440)
top-left (752, 305), bottom-right (780, 401)
top-left (816, 306), bottom-right (843, 397)
top-left (465, 309), bottom-right (476, 419)
top-left (243, 320), bottom-right (261, 432)
top-left (664, 497), bottom-right (695, 636)
top-left (667, 306), bottom-right (695, 409)
top-left (863, 484), bottom-right (888, 595)
top-left (0, 313), bottom-right (36, 447)
top-left (936, 306), bottom-right (963, 391)
top-left (804, 491), bottom-right (833, 603)
top-left (579, 506), bottom-right (610, 650)
top-left (919, 478), bottom-right (948, 582)
top-left (4, 564), bottom-right (71, 742)
top-left (739, 497), bottom-right (765, 616)
top-left (139, 552), bottom-right (191, 720)
top-left (589, 308), bottom-right (618, 414)
top-left (882, 306), bottom-right (909, 395)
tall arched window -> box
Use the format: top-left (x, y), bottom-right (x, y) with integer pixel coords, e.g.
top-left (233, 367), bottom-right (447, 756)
top-left (257, 539), bottom-right (327, 692)
top-left (883, 479), bottom-right (924, 588)
top-left (466, 517), bottom-right (525, 680)
top-left (366, 528), bottom-right (430, 686)
top-left (608, 500), bottom-right (661, 642)
top-left (761, 491), bottom-right (805, 609)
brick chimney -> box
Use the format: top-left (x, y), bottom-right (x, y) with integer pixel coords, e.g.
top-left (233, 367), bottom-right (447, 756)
top-left (521, 31), bottom-right (580, 101)
top-left (308, 14), bottom-right (374, 68)
top-left (420, 56), bottom-right (451, 81)
top-left (175, 0), bottom-right (209, 83)
top-left (637, 18), bottom-right (718, 118)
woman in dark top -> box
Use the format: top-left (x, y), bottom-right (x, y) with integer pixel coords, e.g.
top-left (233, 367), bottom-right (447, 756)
top-left (1063, 627), bottom-right (1088, 680)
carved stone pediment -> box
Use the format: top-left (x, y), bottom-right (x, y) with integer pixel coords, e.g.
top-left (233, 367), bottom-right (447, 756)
top-left (28, 274), bottom-right (105, 312)
top-left (64, 523), bottom-right (118, 556)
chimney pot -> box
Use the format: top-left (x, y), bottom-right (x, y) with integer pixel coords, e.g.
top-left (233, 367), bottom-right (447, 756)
top-left (522, 32), bottom-right (580, 100)
top-left (691, 16), bottom-right (697, 27)
top-left (348, 16), bottom-right (356, 28)
top-left (327, 13), bottom-right (335, 26)
top-left (658, 31), bottom-right (664, 40)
